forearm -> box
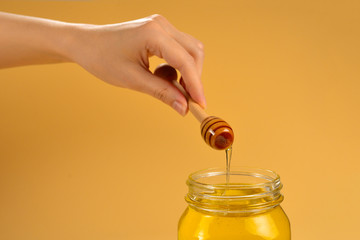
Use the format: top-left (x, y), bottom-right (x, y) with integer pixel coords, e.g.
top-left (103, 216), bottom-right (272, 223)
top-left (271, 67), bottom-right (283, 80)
top-left (0, 12), bottom-right (78, 68)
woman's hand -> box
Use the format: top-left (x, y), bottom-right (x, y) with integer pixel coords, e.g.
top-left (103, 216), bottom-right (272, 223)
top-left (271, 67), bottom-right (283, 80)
top-left (68, 14), bottom-right (206, 115)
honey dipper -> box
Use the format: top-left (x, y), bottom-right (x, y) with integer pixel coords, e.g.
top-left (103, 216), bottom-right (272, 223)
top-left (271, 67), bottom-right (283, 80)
top-left (154, 64), bottom-right (234, 150)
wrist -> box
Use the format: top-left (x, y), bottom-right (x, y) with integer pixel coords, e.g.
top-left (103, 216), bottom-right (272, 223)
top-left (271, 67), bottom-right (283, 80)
top-left (51, 23), bottom-right (86, 63)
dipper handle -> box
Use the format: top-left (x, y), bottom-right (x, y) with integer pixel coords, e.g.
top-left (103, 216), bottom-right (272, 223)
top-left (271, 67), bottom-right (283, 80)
top-left (154, 64), bottom-right (234, 150)
top-left (171, 80), bottom-right (208, 122)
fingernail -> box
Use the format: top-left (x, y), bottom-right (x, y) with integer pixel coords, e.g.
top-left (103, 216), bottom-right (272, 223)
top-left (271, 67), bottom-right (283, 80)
top-left (196, 97), bottom-right (207, 109)
top-left (172, 101), bottom-right (186, 116)
top-left (201, 97), bottom-right (207, 109)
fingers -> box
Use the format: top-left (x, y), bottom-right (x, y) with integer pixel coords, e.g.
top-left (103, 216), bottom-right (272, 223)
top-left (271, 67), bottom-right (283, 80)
top-left (146, 15), bottom-right (206, 108)
top-left (182, 32), bottom-right (205, 75)
top-left (147, 29), bottom-right (206, 108)
top-left (129, 64), bottom-right (188, 116)
top-left (150, 15), bottom-right (205, 75)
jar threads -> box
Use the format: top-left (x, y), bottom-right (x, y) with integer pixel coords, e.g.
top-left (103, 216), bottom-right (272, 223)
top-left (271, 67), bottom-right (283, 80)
top-left (185, 167), bottom-right (284, 216)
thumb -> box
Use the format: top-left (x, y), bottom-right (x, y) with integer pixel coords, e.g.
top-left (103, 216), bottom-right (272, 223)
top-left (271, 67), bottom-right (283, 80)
top-left (151, 77), bottom-right (188, 116)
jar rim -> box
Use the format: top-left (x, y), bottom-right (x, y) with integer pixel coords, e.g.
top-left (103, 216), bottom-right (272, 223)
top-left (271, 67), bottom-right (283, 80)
top-left (187, 166), bottom-right (281, 189)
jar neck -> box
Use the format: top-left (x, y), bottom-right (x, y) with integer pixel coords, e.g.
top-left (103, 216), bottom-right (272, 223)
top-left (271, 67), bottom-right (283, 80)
top-left (185, 167), bottom-right (284, 216)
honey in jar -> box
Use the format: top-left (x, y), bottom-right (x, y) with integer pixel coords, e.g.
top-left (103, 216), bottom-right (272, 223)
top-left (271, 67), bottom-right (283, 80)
top-left (178, 167), bottom-right (291, 240)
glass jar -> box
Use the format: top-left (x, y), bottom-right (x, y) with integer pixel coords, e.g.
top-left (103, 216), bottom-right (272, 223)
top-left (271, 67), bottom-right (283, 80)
top-left (178, 167), bottom-right (291, 240)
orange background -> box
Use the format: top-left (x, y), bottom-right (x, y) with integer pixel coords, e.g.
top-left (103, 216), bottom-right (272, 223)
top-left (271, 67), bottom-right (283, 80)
top-left (0, 0), bottom-right (359, 239)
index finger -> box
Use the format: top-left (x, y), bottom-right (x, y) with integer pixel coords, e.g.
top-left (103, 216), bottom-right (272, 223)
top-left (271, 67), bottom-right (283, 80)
top-left (149, 15), bottom-right (205, 77)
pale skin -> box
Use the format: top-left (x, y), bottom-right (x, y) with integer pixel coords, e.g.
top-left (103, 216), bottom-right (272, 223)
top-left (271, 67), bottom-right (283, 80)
top-left (0, 12), bottom-right (206, 115)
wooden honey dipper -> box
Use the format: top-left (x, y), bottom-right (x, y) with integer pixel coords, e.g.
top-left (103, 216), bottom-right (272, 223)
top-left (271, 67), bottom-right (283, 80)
top-left (154, 64), bottom-right (234, 150)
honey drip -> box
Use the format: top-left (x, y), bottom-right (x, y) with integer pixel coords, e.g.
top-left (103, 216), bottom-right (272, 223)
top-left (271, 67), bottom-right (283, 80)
top-left (225, 146), bottom-right (232, 185)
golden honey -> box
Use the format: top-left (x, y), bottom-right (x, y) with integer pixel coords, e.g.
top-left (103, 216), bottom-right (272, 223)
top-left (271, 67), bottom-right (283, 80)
top-left (178, 167), bottom-right (291, 240)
